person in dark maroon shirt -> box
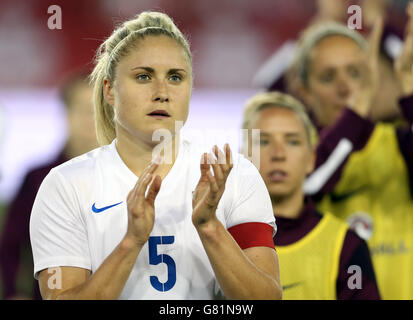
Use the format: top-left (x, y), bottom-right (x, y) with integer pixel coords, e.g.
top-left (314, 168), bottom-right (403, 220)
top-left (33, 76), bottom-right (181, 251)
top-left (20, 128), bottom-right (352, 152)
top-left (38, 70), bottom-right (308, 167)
top-left (241, 91), bottom-right (380, 299)
top-left (0, 71), bottom-right (98, 300)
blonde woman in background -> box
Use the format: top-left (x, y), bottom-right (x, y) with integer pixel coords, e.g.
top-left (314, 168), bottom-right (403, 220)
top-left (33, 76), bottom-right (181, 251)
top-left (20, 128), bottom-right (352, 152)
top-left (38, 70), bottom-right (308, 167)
top-left (242, 91), bottom-right (380, 300)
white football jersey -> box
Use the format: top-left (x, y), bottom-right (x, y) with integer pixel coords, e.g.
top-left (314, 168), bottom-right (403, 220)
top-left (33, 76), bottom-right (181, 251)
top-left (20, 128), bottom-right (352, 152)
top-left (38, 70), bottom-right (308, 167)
top-left (30, 138), bottom-right (276, 299)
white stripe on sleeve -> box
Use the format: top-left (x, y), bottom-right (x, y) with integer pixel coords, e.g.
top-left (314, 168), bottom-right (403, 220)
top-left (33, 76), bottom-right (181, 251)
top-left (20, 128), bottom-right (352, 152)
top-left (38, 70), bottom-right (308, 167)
top-left (304, 138), bottom-right (353, 195)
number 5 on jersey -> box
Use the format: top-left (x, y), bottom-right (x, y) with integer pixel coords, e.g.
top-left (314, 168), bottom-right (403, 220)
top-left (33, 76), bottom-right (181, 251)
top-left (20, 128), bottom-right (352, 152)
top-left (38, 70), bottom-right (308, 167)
top-left (148, 236), bottom-right (176, 292)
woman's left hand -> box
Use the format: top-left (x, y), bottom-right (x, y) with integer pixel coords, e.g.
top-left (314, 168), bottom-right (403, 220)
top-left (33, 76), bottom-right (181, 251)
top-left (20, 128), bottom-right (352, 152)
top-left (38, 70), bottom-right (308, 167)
top-left (192, 144), bottom-right (233, 228)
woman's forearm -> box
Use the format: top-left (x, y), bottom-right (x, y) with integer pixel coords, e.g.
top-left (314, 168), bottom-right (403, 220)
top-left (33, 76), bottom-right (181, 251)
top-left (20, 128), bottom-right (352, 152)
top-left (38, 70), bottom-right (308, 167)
top-left (55, 236), bottom-right (142, 300)
top-left (196, 217), bottom-right (281, 300)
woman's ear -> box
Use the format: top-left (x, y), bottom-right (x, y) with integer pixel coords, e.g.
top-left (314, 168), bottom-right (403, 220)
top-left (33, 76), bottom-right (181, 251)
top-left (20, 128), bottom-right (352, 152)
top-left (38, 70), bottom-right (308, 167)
top-left (103, 77), bottom-right (115, 106)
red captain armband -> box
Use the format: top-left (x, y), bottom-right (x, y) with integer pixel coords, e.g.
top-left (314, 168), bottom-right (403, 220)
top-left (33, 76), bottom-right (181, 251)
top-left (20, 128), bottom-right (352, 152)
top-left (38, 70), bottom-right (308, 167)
top-left (228, 222), bottom-right (275, 250)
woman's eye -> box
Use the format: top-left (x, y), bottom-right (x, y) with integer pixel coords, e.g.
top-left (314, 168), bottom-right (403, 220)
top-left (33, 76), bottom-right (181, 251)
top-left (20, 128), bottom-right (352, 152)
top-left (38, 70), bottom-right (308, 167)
top-left (287, 140), bottom-right (301, 146)
top-left (348, 67), bottom-right (361, 78)
top-left (169, 74), bottom-right (182, 82)
top-left (136, 74), bottom-right (150, 81)
top-left (259, 140), bottom-right (269, 146)
top-left (320, 73), bottom-right (333, 83)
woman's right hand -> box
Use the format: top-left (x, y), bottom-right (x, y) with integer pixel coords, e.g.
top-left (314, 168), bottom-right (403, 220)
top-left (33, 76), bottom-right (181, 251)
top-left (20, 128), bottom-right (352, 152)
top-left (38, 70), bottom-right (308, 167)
top-left (124, 160), bottom-right (162, 247)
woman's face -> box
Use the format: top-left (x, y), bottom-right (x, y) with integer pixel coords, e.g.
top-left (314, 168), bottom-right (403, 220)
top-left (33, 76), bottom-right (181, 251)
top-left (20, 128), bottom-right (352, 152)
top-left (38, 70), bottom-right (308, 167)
top-left (251, 107), bottom-right (315, 200)
top-left (303, 35), bottom-right (365, 127)
top-left (104, 35), bottom-right (192, 144)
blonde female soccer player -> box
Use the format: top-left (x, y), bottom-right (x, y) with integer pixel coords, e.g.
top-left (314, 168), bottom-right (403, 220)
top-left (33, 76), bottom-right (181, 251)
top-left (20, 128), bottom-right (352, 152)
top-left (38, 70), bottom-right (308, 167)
top-left (29, 11), bottom-right (281, 300)
top-left (242, 91), bottom-right (380, 300)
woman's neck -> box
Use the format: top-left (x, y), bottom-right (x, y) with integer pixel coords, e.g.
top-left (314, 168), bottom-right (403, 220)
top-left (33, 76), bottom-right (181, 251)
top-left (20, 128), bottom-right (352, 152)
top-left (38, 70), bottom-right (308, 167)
top-left (115, 130), bottom-right (179, 179)
top-left (271, 189), bottom-right (305, 220)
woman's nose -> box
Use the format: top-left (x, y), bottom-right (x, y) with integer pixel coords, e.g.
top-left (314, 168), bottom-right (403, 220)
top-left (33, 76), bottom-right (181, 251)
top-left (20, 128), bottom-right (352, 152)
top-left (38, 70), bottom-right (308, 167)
top-left (336, 77), bottom-right (351, 98)
top-left (153, 80), bottom-right (169, 102)
top-left (270, 141), bottom-right (286, 161)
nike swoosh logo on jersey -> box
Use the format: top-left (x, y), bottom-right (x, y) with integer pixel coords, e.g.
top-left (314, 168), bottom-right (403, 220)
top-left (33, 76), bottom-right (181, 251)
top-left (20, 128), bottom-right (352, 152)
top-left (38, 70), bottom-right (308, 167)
top-left (282, 282), bottom-right (302, 290)
top-left (92, 201), bottom-right (123, 213)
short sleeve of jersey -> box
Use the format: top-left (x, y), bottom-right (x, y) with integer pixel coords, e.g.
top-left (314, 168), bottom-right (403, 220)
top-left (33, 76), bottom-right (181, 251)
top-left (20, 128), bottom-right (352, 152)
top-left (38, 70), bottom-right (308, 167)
top-left (30, 168), bottom-right (91, 279)
top-left (225, 155), bottom-right (277, 250)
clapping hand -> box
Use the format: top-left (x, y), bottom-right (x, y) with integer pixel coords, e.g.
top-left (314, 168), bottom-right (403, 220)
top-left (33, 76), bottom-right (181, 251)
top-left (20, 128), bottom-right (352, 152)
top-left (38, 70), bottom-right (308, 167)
top-left (192, 144), bottom-right (233, 228)
top-left (125, 159), bottom-right (162, 247)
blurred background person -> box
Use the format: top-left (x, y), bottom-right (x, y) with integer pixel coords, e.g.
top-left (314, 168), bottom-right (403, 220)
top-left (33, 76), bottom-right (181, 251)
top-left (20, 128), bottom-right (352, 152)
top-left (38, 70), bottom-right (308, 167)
top-left (241, 91), bottom-right (380, 299)
top-left (254, 0), bottom-right (409, 123)
top-left (292, 6), bottom-right (413, 299)
top-left (253, 0), bottom-right (352, 94)
top-left (0, 71), bottom-right (97, 299)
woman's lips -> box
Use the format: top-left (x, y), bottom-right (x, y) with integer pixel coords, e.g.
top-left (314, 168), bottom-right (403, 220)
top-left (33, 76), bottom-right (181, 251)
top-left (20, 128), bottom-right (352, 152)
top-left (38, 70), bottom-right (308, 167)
top-left (147, 109), bottom-right (171, 119)
top-left (267, 170), bottom-right (288, 182)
